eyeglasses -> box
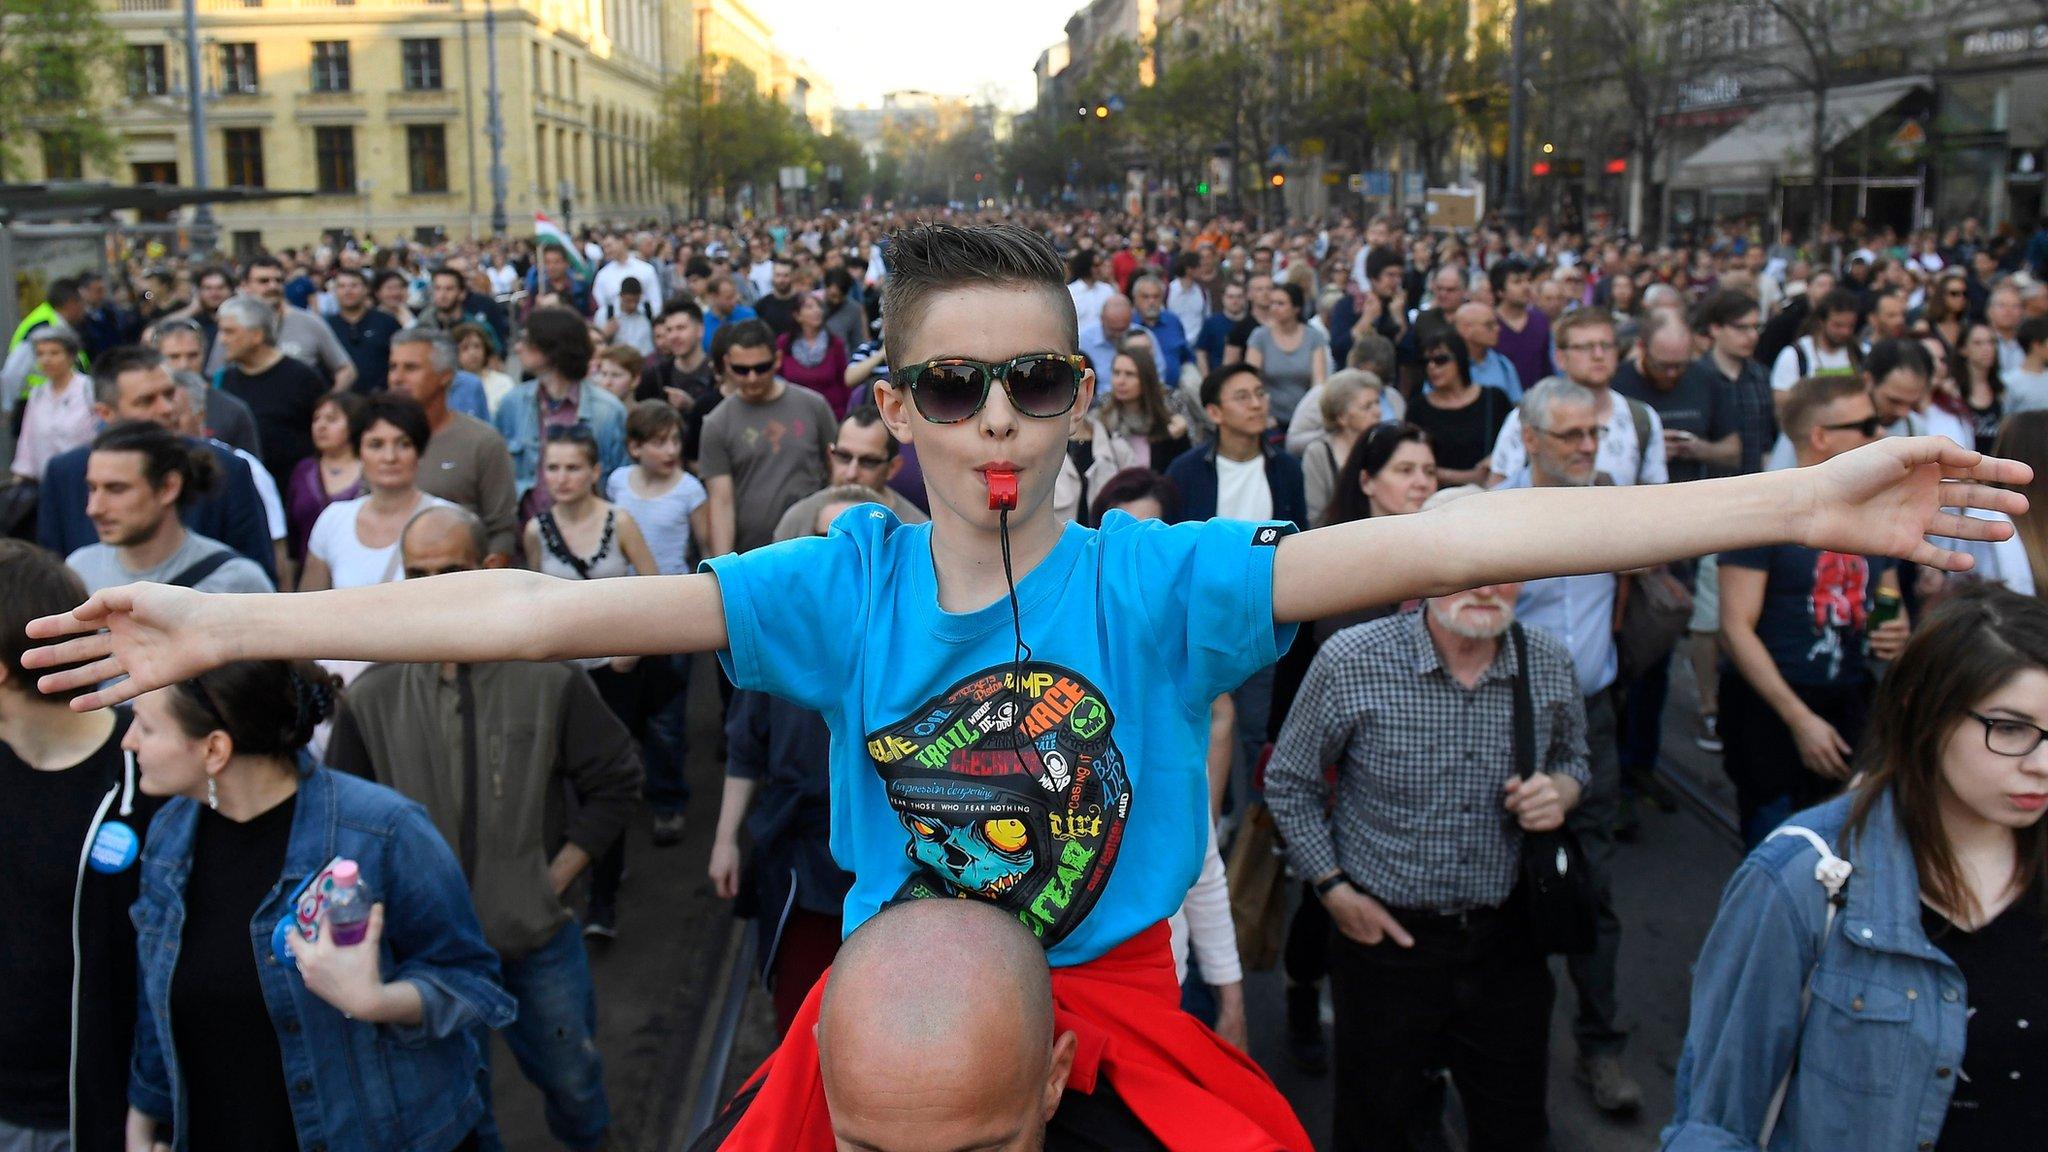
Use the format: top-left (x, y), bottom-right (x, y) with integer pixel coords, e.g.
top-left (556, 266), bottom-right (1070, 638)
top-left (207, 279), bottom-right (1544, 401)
top-left (896, 352), bottom-right (1087, 424)
top-left (1818, 415), bottom-right (1883, 437)
top-left (1540, 425), bottom-right (1605, 446)
top-left (1970, 712), bottom-right (2048, 757)
top-left (828, 446), bottom-right (891, 471)
top-left (725, 359), bottom-right (776, 378)
top-left (1562, 341), bottom-right (1618, 355)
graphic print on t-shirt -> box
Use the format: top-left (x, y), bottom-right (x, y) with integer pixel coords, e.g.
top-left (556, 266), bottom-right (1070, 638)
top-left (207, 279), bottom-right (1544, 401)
top-left (864, 662), bottom-right (1129, 947)
top-left (1807, 551), bottom-right (1870, 681)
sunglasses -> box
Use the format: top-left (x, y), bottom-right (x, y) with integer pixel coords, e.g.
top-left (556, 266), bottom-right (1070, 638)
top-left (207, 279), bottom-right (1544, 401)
top-left (1819, 415), bottom-right (1883, 437)
top-left (897, 353), bottom-right (1087, 424)
top-left (725, 359), bottom-right (776, 378)
top-left (1424, 353), bottom-right (1457, 367)
top-left (828, 446), bottom-right (891, 471)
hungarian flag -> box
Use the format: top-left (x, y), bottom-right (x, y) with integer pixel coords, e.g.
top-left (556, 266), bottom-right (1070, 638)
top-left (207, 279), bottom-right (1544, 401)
top-left (534, 212), bottom-right (590, 278)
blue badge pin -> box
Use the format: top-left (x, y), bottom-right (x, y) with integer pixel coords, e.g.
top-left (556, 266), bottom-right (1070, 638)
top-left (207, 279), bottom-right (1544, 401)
top-left (88, 820), bottom-right (139, 874)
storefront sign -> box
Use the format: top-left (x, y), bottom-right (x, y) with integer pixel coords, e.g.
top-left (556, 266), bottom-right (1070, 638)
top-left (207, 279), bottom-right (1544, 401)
top-left (1678, 75), bottom-right (1744, 111)
top-left (1957, 23), bottom-right (2048, 61)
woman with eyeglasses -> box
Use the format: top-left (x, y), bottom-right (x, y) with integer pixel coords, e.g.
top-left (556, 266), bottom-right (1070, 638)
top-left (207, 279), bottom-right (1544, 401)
top-left (300, 394), bottom-right (451, 594)
top-left (1665, 584), bottom-right (2048, 1152)
top-left (525, 422), bottom-right (660, 938)
top-left (1405, 329), bottom-right (1512, 488)
top-left (123, 659), bottom-right (513, 1152)
top-left (1954, 321), bottom-right (2007, 455)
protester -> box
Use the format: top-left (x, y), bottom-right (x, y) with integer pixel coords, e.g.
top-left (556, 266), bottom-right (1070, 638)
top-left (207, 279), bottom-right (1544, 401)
top-left (1488, 308), bottom-right (1668, 487)
top-left (1245, 281), bottom-right (1329, 429)
top-left (1407, 328), bottom-right (1513, 488)
top-left (9, 329), bottom-right (95, 483)
top-left (495, 306), bottom-right (628, 521)
top-left (0, 542), bottom-right (158, 1152)
top-left (594, 276), bottom-right (657, 357)
top-left (301, 395), bottom-right (450, 592)
top-left (1268, 518), bottom-right (1588, 1150)
top-left (776, 294), bottom-right (854, 418)
top-left (1061, 348), bottom-right (1192, 521)
top-left (1665, 585), bottom-right (2048, 1151)
top-left (285, 390), bottom-right (368, 569)
top-left (1721, 374), bottom-right (1908, 846)
top-left (1299, 371), bottom-right (1383, 527)
top-left (700, 319), bottom-right (836, 557)
top-left (327, 267), bottom-right (403, 396)
top-left (1769, 288), bottom-right (1863, 393)
top-left (1955, 320), bottom-right (2007, 454)
top-left (773, 404), bottom-right (927, 540)
top-left (453, 322), bottom-right (516, 417)
top-left (205, 256), bottom-right (357, 390)
top-left (216, 294), bottom-right (332, 489)
top-left (64, 420), bottom-right (275, 596)
top-left (1491, 258), bottom-right (1553, 393)
top-left (330, 505), bottom-right (638, 1152)
top-left (123, 658), bottom-right (514, 1152)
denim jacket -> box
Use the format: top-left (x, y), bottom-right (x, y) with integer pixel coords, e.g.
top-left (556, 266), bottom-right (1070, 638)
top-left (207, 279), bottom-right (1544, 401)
top-left (1663, 789), bottom-right (1967, 1151)
top-left (130, 767), bottom-right (518, 1152)
top-left (491, 378), bottom-right (628, 501)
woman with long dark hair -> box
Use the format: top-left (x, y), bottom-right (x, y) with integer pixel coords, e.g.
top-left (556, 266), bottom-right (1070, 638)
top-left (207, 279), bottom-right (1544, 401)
top-left (124, 660), bottom-right (512, 1152)
top-left (1405, 329), bottom-right (1512, 487)
top-left (1666, 585), bottom-right (2048, 1151)
top-left (1323, 421), bottom-right (1440, 530)
top-left (1954, 321), bottom-right (2006, 454)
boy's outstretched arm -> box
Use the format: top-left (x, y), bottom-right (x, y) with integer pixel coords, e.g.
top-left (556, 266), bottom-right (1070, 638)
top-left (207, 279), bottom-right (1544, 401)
top-left (25, 568), bottom-right (730, 711)
top-left (1273, 438), bottom-right (2030, 624)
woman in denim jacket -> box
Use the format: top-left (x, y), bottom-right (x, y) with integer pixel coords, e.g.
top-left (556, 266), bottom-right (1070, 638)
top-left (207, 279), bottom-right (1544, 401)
top-left (1665, 584), bottom-right (2048, 1151)
top-left (122, 660), bottom-right (516, 1152)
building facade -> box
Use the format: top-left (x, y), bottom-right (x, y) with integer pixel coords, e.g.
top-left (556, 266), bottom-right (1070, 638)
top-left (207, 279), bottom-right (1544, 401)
top-left (67, 0), bottom-right (824, 250)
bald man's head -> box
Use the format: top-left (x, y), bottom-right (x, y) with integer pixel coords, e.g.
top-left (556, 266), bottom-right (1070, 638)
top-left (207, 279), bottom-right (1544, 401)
top-left (400, 504), bottom-right (487, 579)
top-left (819, 900), bottom-right (1075, 1152)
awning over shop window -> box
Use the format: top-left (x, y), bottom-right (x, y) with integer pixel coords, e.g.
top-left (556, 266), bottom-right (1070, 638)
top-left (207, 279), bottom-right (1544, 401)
top-left (1672, 76), bottom-right (1929, 188)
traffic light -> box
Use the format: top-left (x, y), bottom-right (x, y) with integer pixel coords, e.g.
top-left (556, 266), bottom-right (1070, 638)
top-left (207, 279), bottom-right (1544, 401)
top-left (974, 172), bottom-right (983, 182)
top-left (1095, 105), bottom-right (1110, 119)
top-left (1269, 172), bottom-right (1286, 188)
top-left (1197, 181), bottom-right (1210, 196)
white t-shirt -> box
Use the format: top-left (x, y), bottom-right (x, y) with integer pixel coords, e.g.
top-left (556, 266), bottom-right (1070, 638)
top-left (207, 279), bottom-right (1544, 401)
top-left (1166, 279), bottom-right (1208, 338)
top-left (307, 492), bottom-right (452, 589)
top-left (1068, 279), bottom-right (1116, 330)
top-left (599, 300), bottom-right (657, 355)
top-left (591, 256), bottom-right (663, 315)
top-left (1215, 453), bottom-right (1273, 521)
top-left (231, 445), bottom-right (287, 541)
top-left (1770, 336), bottom-right (1855, 392)
top-left (1489, 393), bottom-right (1668, 486)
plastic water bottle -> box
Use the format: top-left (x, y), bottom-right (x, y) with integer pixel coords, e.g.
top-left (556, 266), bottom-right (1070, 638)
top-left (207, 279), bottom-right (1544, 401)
top-left (327, 860), bottom-right (372, 947)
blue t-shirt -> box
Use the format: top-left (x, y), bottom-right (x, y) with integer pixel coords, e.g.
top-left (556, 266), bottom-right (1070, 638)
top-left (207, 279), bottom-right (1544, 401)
top-left (704, 507), bottom-right (1296, 965)
top-left (1720, 544), bottom-right (1895, 688)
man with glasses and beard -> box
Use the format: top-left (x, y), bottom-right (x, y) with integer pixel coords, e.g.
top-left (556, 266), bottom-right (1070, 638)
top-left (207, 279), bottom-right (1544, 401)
top-left (1719, 374), bottom-right (1909, 848)
top-left (699, 320), bottom-right (836, 559)
top-left (1267, 482), bottom-right (1588, 1151)
top-left (773, 405), bottom-right (928, 541)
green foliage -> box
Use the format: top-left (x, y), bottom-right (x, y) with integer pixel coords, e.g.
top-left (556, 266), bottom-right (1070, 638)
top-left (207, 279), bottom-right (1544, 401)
top-left (0, 0), bottom-right (120, 180)
top-left (1303, 0), bottom-right (1499, 184)
top-left (650, 56), bottom-right (814, 214)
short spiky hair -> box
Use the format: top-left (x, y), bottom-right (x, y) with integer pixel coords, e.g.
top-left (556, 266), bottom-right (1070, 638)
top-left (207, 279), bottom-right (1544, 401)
top-left (881, 223), bottom-right (1076, 362)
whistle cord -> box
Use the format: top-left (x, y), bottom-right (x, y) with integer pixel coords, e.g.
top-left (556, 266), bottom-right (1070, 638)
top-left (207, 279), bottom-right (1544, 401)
top-left (999, 507), bottom-right (1036, 776)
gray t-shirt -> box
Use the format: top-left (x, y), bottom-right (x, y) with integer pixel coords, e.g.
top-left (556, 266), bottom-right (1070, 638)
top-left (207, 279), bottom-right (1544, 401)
top-left (204, 304), bottom-right (353, 384)
top-left (1246, 324), bottom-right (1329, 426)
top-left (2005, 366), bottom-right (2048, 416)
top-left (66, 530), bottom-right (275, 595)
top-left (698, 382), bottom-right (836, 554)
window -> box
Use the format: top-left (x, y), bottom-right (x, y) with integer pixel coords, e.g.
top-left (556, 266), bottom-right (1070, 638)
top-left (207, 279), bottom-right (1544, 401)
top-left (406, 125), bottom-right (448, 192)
top-left (41, 133), bottom-right (83, 180)
top-left (401, 39), bottom-right (442, 90)
top-left (223, 128), bottom-right (265, 187)
top-left (219, 43), bottom-right (258, 95)
top-left (315, 126), bottom-right (356, 193)
top-left (311, 41), bottom-right (350, 92)
top-left (127, 45), bottom-right (169, 98)
top-left (231, 231), bottom-right (263, 260)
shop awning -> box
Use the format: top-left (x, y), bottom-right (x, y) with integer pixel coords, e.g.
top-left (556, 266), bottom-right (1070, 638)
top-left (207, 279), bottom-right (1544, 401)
top-left (1672, 76), bottom-right (1929, 188)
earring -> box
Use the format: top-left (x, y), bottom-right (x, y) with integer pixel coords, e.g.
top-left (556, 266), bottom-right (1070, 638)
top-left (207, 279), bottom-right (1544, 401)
top-left (206, 776), bottom-right (219, 811)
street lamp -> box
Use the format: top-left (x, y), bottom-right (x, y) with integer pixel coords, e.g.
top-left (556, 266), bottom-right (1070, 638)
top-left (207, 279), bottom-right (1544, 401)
top-left (1502, 0), bottom-right (1528, 232)
top-left (180, 0), bottom-right (215, 254)
top-left (484, 0), bottom-right (508, 236)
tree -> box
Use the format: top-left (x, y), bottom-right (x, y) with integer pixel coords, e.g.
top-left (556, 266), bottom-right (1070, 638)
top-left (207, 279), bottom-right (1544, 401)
top-left (0, 0), bottom-right (119, 181)
top-left (1307, 0), bottom-right (1497, 188)
top-left (1541, 0), bottom-right (1686, 234)
top-left (650, 55), bottom-right (810, 218)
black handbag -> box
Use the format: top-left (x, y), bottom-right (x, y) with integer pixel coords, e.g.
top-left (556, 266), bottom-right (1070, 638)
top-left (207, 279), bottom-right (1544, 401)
top-left (1509, 624), bottom-right (1599, 956)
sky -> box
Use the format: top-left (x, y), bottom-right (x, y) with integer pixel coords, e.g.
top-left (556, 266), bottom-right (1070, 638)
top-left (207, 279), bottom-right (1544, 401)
top-left (743, 0), bottom-right (1079, 112)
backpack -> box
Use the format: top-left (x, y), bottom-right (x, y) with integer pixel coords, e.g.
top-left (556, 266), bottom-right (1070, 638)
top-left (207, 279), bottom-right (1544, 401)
top-left (1625, 395), bottom-right (1654, 475)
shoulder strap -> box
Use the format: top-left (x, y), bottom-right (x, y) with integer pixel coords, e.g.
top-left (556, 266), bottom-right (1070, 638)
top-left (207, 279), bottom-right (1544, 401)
top-left (1627, 396), bottom-right (1652, 470)
top-left (1794, 339), bottom-right (1810, 379)
top-left (1756, 823), bottom-right (1855, 1145)
top-left (164, 548), bottom-right (236, 590)
top-left (536, 511), bottom-right (594, 579)
top-left (1510, 624), bottom-right (1536, 781)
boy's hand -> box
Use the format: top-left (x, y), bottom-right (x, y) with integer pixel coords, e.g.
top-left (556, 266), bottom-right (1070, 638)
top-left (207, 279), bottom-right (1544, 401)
top-left (1802, 438), bottom-right (2030, 572)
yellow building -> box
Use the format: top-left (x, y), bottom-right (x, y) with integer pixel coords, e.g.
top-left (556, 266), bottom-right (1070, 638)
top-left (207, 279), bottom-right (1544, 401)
top-left (76, 0), bottom-right (809, 250)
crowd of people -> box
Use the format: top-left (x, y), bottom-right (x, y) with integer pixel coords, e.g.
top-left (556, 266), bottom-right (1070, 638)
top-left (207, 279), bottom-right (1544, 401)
top-left (0, 203), bottom-right (2043, 1152)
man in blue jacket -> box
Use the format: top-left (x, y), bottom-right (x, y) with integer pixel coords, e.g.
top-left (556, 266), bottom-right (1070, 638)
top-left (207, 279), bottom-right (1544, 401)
top-left (1164, 362), bottom-right (1307, 792)
top-left (34, 346), bottom-right (276, 583)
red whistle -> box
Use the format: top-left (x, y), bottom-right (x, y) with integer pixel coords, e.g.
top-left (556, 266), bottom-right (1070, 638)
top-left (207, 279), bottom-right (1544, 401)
top-left (986, 469), bottom-right (1019, 511)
